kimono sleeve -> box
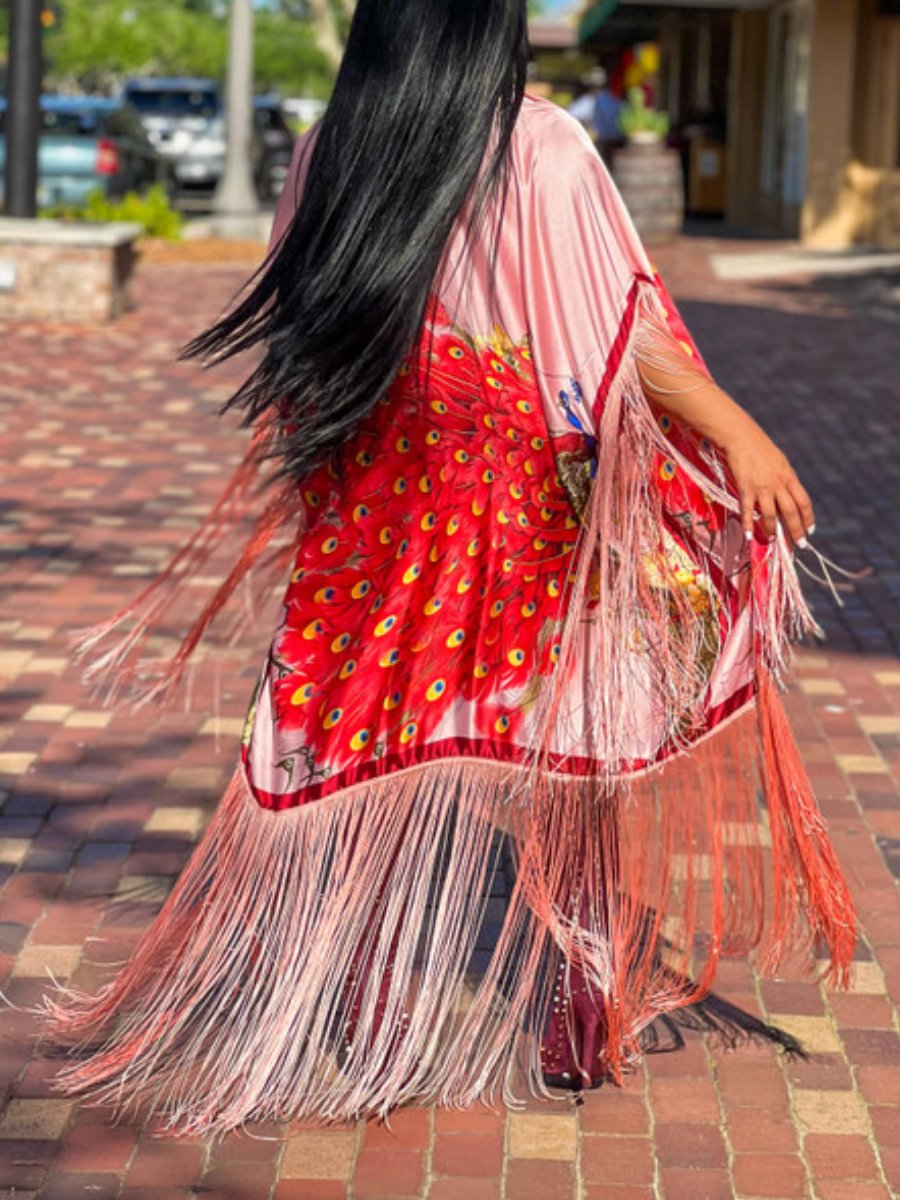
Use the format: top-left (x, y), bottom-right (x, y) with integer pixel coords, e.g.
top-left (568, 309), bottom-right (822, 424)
top-left (518, 108), bottom-right (709, 440)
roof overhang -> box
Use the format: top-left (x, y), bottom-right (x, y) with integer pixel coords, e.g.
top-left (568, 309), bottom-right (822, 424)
top-left (580, 0), bottom-right (775, 42)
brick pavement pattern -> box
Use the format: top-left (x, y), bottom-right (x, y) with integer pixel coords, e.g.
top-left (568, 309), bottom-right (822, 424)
top-left (1, 242), bottom-right (899, 1200)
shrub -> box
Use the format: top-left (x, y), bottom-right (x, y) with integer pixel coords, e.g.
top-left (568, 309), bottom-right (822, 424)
top-left (42, 184), bottom-right (184, 240)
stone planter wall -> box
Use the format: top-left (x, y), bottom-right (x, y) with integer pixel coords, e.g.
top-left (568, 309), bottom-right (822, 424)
top-left (0, 219), bottom-right (142, 322)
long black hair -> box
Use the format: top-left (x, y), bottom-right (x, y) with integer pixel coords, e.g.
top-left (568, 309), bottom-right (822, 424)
top-left (185, 0), bottom-right (529, 485)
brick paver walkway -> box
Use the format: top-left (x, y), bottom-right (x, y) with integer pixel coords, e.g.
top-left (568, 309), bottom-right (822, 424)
top-left (1, 243), bottom-right (898, 1200)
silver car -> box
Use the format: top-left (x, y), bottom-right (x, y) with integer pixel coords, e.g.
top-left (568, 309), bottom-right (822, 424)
top-left (122, 77), bottom-right (264, 204)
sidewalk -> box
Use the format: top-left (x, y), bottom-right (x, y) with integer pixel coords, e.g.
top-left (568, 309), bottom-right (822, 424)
top-left (0, 240), bottom-right (898, 1200)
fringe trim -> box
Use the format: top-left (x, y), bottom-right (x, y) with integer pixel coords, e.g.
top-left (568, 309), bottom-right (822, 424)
top-left (32, 689), bottom-right (853, 1136)
top-left (68, 422), bottom-right (302, 712)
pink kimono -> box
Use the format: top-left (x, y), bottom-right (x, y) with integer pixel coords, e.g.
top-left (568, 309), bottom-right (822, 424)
top-left (40, 96), bottom-right (856, 1134)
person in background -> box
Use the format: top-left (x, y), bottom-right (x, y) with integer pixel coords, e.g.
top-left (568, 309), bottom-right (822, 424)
top-left (568, 65), bottom-right (623, 164)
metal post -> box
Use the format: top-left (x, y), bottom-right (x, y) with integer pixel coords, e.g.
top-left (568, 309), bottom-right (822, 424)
top-left (213, 0), bottom-right (260, 231)
top-left (6, 0), bottom-right (43, 219)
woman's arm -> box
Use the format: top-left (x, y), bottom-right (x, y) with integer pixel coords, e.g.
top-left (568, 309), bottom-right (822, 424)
top-left (637, 345), bottom-right (815, 548)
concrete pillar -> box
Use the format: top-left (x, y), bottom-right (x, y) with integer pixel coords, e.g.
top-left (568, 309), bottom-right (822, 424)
top-left (801, 0), bottom-right (861, 247)
top-left (213, 0), bottom-right (261, 237)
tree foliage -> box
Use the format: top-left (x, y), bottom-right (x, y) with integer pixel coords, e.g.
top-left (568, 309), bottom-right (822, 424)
top-left (0, 0), bottom-right (334, 97)
top-left (1, 0), bottom-right (547, 97)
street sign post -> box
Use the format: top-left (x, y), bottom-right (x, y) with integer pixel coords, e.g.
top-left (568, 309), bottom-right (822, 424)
top-left (6, 0), bottom-right (43, 219)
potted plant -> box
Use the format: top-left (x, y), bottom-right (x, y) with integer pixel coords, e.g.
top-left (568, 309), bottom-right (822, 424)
top-left (619, 87), bottom-right (670, 145)
top-left (612, 88), bottom-right (684, 246)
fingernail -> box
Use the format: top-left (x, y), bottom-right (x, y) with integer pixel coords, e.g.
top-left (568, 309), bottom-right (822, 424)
top-left (807, 523), bottom-right (816, 535)
top-left (797, 537), bottom-right (809, 549)
top-left (744, 531), bottom-right (753, 543)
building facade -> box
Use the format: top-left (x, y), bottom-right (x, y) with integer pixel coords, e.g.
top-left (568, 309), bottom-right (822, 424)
top-left (581, 0), bottom-right (900, 248)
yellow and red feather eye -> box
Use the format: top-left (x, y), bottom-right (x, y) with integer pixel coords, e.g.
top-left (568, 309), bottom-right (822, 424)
top-left (457, 576), bottom-right (473, 594)
top-left (421, 512), bottom-right (437, 531)
top-left (472, 498), bottom-right (486, 516)
top-left (426, 429), bottom-right (441, 445)
top-left (314, 586), bottom-right (336, 604)
top-left (447, 629), bottom-right (465, 647)
top-left (523, 460), bottom-right (537, 477)
top-left (331, 633), bottom-right (351, 653)
top-left (448, 344), bottom-right (465, 360)
top-left (660, 460), bottom-right (677, 481)
top-left (533, 536), bottom-right (548, 551)
top-left (351, 580), bottom-right (372, 599)
top-left (495, 714), bottom-right (511, 734)
top-left (490, 358), bottom-right (506, 373)
top-left (304, 490), bottom-right (320, 508)
top-left (323, 707), bottom-right (343, 730)
top-left (508, 648), bottom-right (526, 667)
top-left (482, 469), bottom-right (496, 484)
top-left (516, 400), bottom-right (532, 414)
top-left (291, 567), bottom-right (305, 584)
top-left (509, 483), bottom-right (524, 500)
top-left (393, 478), bottom-right (408, 495)
top-left (419, 475), bottom-right (433, 493)
top-left (502, 558), bottom-right (513, 573)
top-left (506, 428), bottom-right (519, 441)
top-left (379, 527), bottom-right (393, 545)
top-left (290, 683), bottom-right (315, 706)
top-left (374, 615), bottom-right (397, 637)
top-left (547, 578), bottom-right (561, 598)
top-left (658, 413), bottom-right (673, 433)
top-left (487, 377), bottom-right (503, 391)
top-left (550, 643), bottom-right (561, 663)
top-left (446, 515), bottom-right (460, 535)
top-left (516, 513), bottom-right (529, 529)
top-left (302, 620), bottom-right (324, 640)
top-left (466, 539), bottom-right (480, 557)
top-left (369, 595), bottom-right (385, 613)
top-left (356, 450), bottom-right (373, 467)
top-left (474, 662), bottom-right (489, 678)
top-left (497, 510), bottom-right (510, 526)
top-left (424, 596), bottom-right (442, 616)
top-left (490, 600), bottom-right (504, 617)
top-left (339, 660), bottom-right (357, 680)
top-left (521, 600), bottom-right (537, 617)
top-left (454, 449), bottom-right (470, 464)
top-left (428, 544), bottom-right (440, 564)
top-left (431, 399), bottom-right (449, 415)
top-left (350, 729), bottom-right (371, 752)
top-left (426, 679), bottom-right (447, 702)
top-left (321, 536), bottom-right (339, 554)
top-left (352, 504), bottom-right (370, 523)
top-left (380, 648), bottom-right (400, 668)
top-left (403, 564), bottom-right (422, 585)
top-left (531, 437), bottom-right (545, 450)
top-left (384, 691), bottom-right (402, 710)
top-left (483, 414), bottom-right (496, 429)
top-left (400, 721), bottom-right (418, 744)
top-left (396, 436), bottom-right (411, 453)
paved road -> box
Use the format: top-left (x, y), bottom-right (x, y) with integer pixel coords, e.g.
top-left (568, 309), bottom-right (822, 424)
top-left (0, 243), bottom-right (898, 1200)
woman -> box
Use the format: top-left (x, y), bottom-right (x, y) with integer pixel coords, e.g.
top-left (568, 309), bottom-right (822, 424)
top-left (38, 0), bottom-right (856, 1135)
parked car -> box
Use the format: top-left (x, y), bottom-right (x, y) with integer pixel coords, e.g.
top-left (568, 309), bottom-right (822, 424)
top-left (0, 95), bottom-right (170, 209)
top-left (122, 77), bottom-right (269, 203)
top-left (253, 94), bottom-right (296, 199)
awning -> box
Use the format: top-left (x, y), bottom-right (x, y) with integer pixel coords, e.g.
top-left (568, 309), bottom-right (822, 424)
top-left (579, 0), bottom-right (619, 42)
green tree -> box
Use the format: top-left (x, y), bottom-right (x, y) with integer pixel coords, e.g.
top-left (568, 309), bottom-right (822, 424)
top-left (32, 0), bottom-right (332, 96)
